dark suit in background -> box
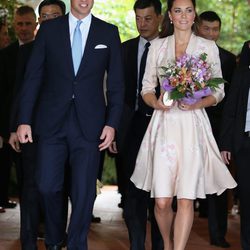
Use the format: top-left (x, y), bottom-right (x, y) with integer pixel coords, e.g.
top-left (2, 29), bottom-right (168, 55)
top-left (239, 40), bottom-right (250, 67)
top-left (220, 66), bottom-right (250, 250)
top-left (11, 41), bottom-right (68, 249)
top-left (0, 41), bottom-right (21, 207)
top-left (116, 36), bottom-right (163, 250)
top-left (17, 14), bottom-right (123, 249)
top-left (13, 42), bottom-right (40, 250)
top-left (202, 46), bottom-right (236, 245)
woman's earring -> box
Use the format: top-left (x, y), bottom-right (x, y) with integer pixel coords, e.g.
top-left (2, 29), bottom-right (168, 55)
top-left (170, 20), bottom-right (173, 24)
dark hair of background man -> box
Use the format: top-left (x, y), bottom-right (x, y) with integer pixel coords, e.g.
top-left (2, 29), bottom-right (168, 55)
top-left (198, 10), bottom-right (221, 28)
top-left (133, 0), bottom-right (162, 15)
top-left (38, 0), bottom-right (66, 15)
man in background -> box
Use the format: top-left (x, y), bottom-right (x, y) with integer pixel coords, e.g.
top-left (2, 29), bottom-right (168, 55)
top-left (110, 0), bottom-right (163, 249)
top-left (197, 10), bottom-right (236, 248)
top-left (0, 5), bottom-right (37, 212)
top-left (8, 1), bottom-right (66, 249)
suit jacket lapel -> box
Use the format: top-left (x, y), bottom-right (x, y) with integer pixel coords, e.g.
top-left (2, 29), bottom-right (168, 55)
top-left (60, 14), bottom-right (75, 76)
top-left (76, 15), bottom-right (98, 77)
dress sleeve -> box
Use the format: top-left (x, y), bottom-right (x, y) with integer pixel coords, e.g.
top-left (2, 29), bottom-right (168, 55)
top-left (208, 41), bottom-right (225, 105)
top-left (141, 41), bottom-right (159, 96)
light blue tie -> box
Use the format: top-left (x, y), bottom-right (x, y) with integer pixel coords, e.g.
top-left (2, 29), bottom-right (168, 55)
top-left (72, 20), bottom-right (82, 74)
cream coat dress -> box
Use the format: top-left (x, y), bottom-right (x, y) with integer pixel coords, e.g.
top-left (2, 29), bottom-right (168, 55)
top-left (130, 34), bottom-right (237, 199)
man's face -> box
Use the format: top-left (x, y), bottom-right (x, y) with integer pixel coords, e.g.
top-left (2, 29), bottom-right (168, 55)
top-left (70, 0), bottom-right (94, 19)
top-left (14, 13), bottom-right (37, 44)
top-left (198, 20), bottom-right (220, 42)
top-left (0, 25), bottom-right (10, 49)
top-left (38, 4), bottom-right (63, 24)
top-left (135, 6), bottom-right (162, 41)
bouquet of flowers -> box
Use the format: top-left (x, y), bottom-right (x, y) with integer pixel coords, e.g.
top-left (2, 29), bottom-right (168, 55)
top-left (160, 53), bottom-right (225, 105)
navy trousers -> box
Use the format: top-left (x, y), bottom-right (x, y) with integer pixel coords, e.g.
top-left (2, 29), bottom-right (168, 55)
top-left (36, 103), bottom-right (100, 249)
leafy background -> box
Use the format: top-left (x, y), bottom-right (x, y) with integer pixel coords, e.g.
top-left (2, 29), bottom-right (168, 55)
top-left (1, 0), bottom-right (250, 54)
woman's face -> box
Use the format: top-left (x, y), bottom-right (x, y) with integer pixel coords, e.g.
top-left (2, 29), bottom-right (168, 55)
top-left (168, 0), bottom-right (195, 32)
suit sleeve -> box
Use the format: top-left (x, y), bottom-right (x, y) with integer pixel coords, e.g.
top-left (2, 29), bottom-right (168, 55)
top-left (219, 68), bottom-right (242, 151)
top-left (105, 26), bottom-right (124, 130)
top-left (17, 23), bottom-right (47, 126)
top-left (239, 41), bottom-right (250, 67)
top-left (10, 44), bottom-right (31, 132)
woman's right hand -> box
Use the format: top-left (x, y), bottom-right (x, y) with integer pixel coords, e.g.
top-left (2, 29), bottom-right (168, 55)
top-left (153, 93), bottom-right (173, 111)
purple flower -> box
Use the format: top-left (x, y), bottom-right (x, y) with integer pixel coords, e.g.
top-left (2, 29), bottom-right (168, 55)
top-left (159, 52), bottom-right (224, 103)
top-left (162, 79), bottom-right (174, 91)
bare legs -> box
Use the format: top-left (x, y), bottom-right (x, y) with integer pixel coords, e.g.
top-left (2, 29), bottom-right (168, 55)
top-left (155, 198), bottom-right (174, 250)
top-left (154, 198), bottom-right (194, 250)
top-left (174, 199), bottom-right (194, 250)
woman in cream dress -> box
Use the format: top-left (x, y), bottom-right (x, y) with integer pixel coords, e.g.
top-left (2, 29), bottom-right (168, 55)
top-left (130, 0), bottom-right (237, 249)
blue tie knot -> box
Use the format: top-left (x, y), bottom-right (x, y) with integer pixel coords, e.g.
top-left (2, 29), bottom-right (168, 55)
top-left (76, 20), bottom-right (82, 29)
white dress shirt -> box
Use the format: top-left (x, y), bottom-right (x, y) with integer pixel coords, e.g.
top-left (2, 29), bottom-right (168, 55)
top-left (68, 12), bottom-right (92, 57)
top-left (245, 88), bottom-right (250, 132)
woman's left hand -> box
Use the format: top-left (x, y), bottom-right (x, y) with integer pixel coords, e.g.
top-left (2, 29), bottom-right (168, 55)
top-left (178, 102), bottom-right (195, 111)
top-left (178, 99), bottom-right (204, 111)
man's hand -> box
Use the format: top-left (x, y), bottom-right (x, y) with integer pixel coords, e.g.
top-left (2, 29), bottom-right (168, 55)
top-left (9, 132), bottom-right (21, 152)
top-left (17, 124), bottom-right (33, 144)
top-left (221, 151), bottom-right (231, 165)
top-left (99, 126), bottom-right (115, 151)
top-left (109, 141), bottom-right (118, 154)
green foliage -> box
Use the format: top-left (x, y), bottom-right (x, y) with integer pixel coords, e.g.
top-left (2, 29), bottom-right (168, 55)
top-left (92, 0), bottom-right (250, 54)
top-left (0, 0), bottom-right (21, 41)
top-left (0, 1), bottom-right (21, 24)
top-left (101, 153), bottom-right (117, 185)
top-left (196, 0), bottom-right (250, 55)
top-left (3, 0), bottom-right (248, 53)
top-left (93, 0), bottom-right (138, 42)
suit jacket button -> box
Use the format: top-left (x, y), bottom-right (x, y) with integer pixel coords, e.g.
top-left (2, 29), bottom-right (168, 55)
top-left (73, 81), bottom-right (77, 85)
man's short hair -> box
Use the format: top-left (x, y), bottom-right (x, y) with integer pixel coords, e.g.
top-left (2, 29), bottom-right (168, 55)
top-left (15, 5), bottom-right (36, 19)
top-left (133, 0), bottom-right (162, 15)
top-left (38, 0), bottom-right (66, 15)
top-left (199, 11), bottom-right (221, 28)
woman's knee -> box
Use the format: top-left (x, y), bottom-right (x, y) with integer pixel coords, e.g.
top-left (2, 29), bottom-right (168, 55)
top-left (177, 199), bottom-right (194, 211)
top-left (155, 198), bottom-right (172, 211)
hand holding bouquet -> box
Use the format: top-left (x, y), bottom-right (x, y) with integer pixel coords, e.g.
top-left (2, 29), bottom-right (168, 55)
top-left (160, 53), bottom-right (225, 106)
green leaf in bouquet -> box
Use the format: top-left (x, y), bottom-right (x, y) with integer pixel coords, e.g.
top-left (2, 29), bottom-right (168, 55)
top-left (170, 90), bottom-right (185, 100)
top-left (200, 52), bottom-right (208, 61)
top-left (207, 78), bottom-right (227, 89)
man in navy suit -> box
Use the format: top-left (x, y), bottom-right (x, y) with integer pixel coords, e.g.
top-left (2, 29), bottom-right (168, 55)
top-left (16, 0), bottom-right (124, 249)
top-left (9, 1), bottom-right (67, 249)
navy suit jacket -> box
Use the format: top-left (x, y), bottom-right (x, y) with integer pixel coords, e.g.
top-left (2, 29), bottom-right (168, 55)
top-left (0, 41), bottom-right (19, 138)
top-left (219, 66), bottom-right (250, 154)
top-left (239, 40), bottom-right (250, 67)
top-left (18, 14), bottom-right (124, 142)
top-left (205, 46), bottom-right (236, 140)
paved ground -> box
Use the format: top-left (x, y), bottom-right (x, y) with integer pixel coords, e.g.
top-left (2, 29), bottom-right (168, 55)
top-left (0, 186), bottom-right (241, 250)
